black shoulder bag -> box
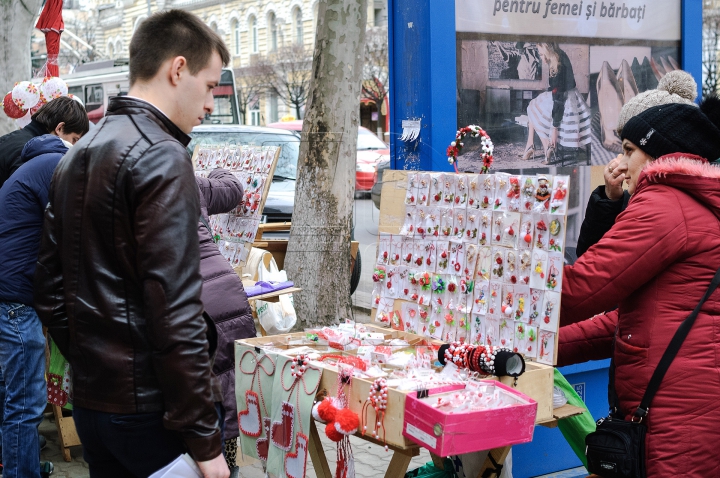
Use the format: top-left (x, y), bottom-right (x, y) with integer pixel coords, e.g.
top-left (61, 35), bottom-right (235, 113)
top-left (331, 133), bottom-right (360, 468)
top-left (585, 266), bottom-right (720, 478)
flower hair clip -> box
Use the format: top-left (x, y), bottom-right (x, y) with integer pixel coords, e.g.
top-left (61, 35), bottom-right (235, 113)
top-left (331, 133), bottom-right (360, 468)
top-left (544, 300), bottom-right (555, 325)
top-left (534, 254), bottom-right (545, 279)
top-left (432, 275), bottom-right (446, 294)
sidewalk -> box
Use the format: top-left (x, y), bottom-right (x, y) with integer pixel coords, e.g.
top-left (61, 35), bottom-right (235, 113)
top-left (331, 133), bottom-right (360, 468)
top-left (43, 413), bottom-right (432, 478)
top-left (39, 415), bottom-right (88, 477)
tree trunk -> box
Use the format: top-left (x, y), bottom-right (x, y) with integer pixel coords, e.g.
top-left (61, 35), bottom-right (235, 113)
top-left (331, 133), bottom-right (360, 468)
top-left (285, 0), bottom-right (367, 328)
top-left (0, 0), bottom-right (43, 135)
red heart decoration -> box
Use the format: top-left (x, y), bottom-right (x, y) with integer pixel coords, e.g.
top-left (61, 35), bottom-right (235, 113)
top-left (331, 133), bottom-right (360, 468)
top-left (270, 401), bottom-right (295, 451)
top-left (256, 417), bottom-right (272, 461)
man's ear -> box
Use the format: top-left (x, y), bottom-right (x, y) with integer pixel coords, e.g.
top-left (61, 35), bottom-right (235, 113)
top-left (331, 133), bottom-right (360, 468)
top-left (54, 122), bottom-right (65, 136)
top-left (169, 56), bottom-right (188, 86)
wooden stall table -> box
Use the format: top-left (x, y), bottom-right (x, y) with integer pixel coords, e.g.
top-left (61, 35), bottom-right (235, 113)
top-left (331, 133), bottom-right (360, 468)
top-left (43, 330), bottom-right (81, 462)
top-left (237, 326), bottom-right (585, 477)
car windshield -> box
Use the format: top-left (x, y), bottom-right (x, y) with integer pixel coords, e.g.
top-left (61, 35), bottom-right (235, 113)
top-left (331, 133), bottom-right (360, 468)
top-left (188, 131), bottom-right (299, 180)
top-left (357, 129), bottom-right (387, 150)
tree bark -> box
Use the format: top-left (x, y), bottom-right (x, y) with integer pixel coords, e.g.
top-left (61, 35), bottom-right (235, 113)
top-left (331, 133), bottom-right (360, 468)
top-left (285, 0), bottom-right (367, 328)
top-left (0, 0), bottom-right (43, 135)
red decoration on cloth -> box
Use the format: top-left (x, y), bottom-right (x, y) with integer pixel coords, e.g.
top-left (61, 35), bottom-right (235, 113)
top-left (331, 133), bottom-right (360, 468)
top-left (3, 92), bottom-right (27, 119)
top-left (256, 417), bottom-right (271, 462)
top-left (47, 373), bottom-right (69, 406)
top-left (36, 0), bottom-right (64, 77)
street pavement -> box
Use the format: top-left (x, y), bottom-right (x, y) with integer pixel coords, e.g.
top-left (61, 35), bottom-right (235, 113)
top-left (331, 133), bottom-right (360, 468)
top-left (42, 417), bottom-right (433, 478)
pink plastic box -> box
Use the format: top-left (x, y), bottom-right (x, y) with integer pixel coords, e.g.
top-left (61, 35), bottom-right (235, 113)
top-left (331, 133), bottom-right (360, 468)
top-left (402, 381), bottom-right (537, 456)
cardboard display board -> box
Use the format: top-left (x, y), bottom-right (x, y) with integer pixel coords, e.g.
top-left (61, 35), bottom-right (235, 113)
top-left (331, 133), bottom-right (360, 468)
top-left (371, 170), bottom-right (570, 366)
top-left (192, 144), bottom-right (280, 271)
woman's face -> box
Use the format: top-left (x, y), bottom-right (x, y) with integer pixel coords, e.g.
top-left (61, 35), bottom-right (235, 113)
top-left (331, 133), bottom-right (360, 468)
top-left (617, 139), bottom-right (653, 194)
top-left (537, 44), bottom-right (548, 61)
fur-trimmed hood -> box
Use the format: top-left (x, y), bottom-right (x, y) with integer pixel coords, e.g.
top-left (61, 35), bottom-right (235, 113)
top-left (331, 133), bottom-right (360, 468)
top-left (635, 153), bottom-right (720, 218)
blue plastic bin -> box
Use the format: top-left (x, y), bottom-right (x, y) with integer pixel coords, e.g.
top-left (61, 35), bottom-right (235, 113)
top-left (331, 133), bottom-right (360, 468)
top-left (511, 359), bottom-right (610, 478)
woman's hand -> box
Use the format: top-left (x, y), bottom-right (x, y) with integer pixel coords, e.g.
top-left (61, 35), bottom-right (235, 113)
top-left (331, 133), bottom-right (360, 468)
top-left (604, 155), bottom-right (625, 201)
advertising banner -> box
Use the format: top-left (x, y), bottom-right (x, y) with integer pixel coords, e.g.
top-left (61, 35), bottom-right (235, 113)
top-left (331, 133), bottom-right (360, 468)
top-left (455, 0), bottom-right (682, 170)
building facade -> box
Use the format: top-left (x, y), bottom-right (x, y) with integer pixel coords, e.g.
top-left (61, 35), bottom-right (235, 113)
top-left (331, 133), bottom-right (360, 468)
top-left (96, 0), bottom-right (387, 125)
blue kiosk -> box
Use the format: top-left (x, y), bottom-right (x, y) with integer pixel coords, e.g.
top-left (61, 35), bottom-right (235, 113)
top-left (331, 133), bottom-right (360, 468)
top-left (386, 1), bottom-right (702, 476)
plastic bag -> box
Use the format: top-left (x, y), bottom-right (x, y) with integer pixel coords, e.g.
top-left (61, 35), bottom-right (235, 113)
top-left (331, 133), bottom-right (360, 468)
top-left (255, 252), bottom-right (297, 335)
top-left (554, 368), bottom-right (597, 469)
top-left (405, 458), bottom-right (457, 478)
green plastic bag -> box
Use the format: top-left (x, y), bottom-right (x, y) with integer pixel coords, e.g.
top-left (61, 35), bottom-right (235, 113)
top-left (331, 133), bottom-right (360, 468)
top-left (405, 458), bottom-right (457, 478)
top-left (554, 368), bottom-right (596, 468)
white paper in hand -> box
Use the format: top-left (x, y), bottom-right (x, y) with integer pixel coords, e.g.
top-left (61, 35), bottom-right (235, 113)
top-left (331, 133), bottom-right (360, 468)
top-left (149, 454), bottom-right (203, 478)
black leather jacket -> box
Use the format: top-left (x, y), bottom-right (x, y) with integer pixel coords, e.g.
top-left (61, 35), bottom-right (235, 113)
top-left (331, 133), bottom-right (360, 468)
top-left (34, 97), bottom-right (222, 461)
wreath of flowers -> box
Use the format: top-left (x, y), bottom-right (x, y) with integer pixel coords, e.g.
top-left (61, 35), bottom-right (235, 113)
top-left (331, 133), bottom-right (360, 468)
top-left (447, 125), bottom-right (494, 174)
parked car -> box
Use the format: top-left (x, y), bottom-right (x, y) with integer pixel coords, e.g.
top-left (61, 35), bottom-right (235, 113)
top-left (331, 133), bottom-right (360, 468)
top-left (266, 120), bottom-right (389, 194)
top-left (188, 124), bottom-right (361, 294)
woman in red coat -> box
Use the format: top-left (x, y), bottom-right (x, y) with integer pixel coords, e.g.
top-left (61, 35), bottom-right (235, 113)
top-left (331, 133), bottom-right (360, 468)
top-left (560, 99), bottom-right (720, 476)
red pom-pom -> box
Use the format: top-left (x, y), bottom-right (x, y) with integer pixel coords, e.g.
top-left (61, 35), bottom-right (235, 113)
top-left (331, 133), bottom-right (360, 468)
top-left (334, 408), bottom-right (360, 435)
top-left (3, 92), bottom-right (27, 119)
top-left (325, 421), bottom-right (344, 442)
top-left (317, 397), bottom-right (338, 422)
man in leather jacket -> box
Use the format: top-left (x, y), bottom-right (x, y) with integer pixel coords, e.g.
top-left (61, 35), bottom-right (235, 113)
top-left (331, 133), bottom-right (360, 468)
top-left (34, 10), bottom-right (231, 477)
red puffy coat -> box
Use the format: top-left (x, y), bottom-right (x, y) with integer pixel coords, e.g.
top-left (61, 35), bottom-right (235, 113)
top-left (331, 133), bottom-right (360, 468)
top-left (560, 154), bottom-right (720, 477)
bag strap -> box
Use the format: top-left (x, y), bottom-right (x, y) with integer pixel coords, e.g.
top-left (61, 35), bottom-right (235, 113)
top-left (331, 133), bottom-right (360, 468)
top-left (633, 266), bottom-right (720, 420)
top-left (199, 214), bottom-right (217, 243)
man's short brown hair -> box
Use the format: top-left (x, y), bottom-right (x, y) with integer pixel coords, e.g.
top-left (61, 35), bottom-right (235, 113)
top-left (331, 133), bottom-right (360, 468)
top-left (32, 96), bottom-right (90, 136)
top-left (129, 9), bottom-right (230, 86)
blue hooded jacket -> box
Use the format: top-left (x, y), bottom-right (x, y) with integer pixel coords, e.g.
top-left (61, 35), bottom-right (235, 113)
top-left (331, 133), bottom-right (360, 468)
top-left (0, 135), bottom-right (68, 306)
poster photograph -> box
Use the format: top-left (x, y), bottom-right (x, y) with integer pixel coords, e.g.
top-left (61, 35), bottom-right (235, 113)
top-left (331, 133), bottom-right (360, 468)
top-left (455, 0), bottom-right (681, 170)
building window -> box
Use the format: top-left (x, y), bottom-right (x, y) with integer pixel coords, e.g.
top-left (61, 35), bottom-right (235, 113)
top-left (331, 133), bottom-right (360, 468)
top-left (268, 12), bottom-right (278, 52)
top-left (293, 7), bottom-right (303, 45)
top-left (115, 40), bottom-right (122, 57)
top-left (249, 15), bottom-right (258, 53)
top-left (250, 98), bottom-right (261, 125)
top-left (133, 14), bottom-right (147, 33)
top-left (232, 19), bottom-right (240, 56)
top-left (107, 43), bottom-right (115, 59)
top-left (312, 3), bottom-right (319, 44)
top-left (268, 93), bottom-right (278, 123)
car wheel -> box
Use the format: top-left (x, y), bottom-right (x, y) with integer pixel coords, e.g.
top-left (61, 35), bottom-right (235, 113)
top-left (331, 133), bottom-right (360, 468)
top-left (350, 248), bottom-right (361, 295)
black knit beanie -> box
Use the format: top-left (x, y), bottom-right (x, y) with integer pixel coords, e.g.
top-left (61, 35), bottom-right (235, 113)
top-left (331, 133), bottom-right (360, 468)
top-left (621, 103), bottom-right (720, 162)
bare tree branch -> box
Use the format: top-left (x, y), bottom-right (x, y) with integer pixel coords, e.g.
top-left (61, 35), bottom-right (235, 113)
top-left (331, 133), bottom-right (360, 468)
top-left (55, 10), bottom-right (102, 73)
top-left (234, 61), bottom-right (272, 123)
top-left (361, 26), bottom-right (388, 107)
top-left (703, 7), bottom-right (720, 98)
top-left (265, 44), bottom-right (313, 119)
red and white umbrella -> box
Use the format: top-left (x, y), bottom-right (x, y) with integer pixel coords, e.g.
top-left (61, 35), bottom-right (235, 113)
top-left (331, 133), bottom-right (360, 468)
top-left (35, 0), bottom-right (64, 77)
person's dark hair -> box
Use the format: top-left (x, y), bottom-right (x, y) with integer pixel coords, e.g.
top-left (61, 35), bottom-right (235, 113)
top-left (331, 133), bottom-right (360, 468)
top-left (31, 96), bottom-right (90, 136)
top-left (129, 10), bottom-right (230, 86)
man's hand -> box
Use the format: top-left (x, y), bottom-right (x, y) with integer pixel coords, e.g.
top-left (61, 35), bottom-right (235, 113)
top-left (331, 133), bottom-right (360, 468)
top-left (604, 154), bottom-right (625, 201)
top-left (197, 454), bottom-right (230, 478)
